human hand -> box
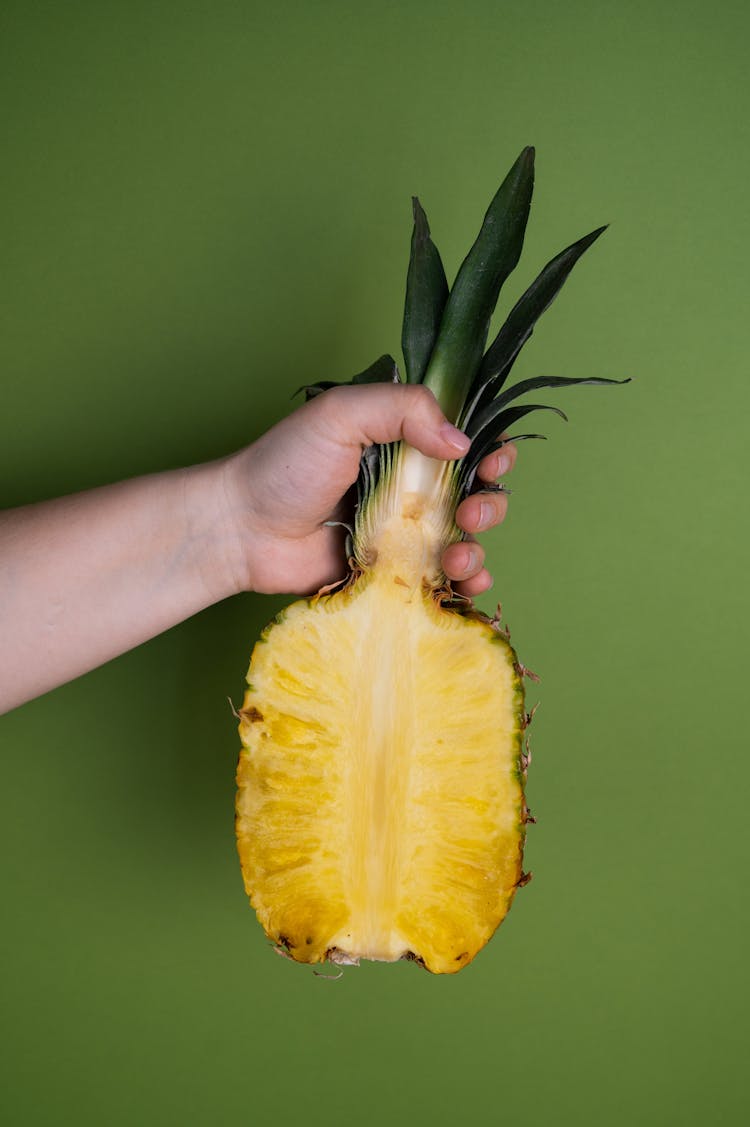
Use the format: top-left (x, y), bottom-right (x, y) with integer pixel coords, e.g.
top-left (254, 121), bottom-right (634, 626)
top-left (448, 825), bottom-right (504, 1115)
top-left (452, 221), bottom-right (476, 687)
top-left (219, 383), bottom-right (516, 598)
top-left (0, 382), bottom-right (516, 711)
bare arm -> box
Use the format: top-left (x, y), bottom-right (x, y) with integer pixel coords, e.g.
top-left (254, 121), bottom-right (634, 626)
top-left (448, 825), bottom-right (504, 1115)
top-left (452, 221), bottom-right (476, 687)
top-left (0, 385), bottom-right (515, 714)
top-left (0, 461), bottom-right (239, 712)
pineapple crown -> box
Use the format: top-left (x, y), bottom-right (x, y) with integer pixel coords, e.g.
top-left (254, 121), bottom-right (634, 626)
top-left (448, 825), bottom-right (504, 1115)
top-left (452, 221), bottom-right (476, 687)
top-left (302, 146), bottom-right (627, 500)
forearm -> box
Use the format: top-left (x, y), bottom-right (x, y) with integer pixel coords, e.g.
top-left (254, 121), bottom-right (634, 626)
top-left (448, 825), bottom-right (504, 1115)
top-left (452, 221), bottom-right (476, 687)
top-left (0, 459), bottom-right (240, 713)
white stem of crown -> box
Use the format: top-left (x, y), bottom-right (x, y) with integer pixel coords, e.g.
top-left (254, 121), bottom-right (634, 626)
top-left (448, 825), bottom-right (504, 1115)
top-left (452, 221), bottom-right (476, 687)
top-left (397, 445), bottom-right (449, 507)
top-left (355, 445), bottom-right (459, 589)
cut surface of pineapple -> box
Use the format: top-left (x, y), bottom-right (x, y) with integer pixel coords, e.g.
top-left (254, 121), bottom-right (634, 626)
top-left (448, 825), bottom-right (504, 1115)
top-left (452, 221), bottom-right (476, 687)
top-left (236, 563), bottom-right (525, 975)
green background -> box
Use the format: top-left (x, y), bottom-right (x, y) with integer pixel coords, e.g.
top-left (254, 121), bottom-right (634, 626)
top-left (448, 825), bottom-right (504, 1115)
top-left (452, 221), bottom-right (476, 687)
top-left (1, 2), bottom-right (747, 1124)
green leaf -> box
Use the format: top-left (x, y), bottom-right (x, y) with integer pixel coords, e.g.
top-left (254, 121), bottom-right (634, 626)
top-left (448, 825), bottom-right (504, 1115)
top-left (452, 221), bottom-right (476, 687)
top-left (296, 354), bottom-right (400, 400)
top-left (421, 146), bottom-right (535, 422)
top-left (458, 434), bottom-right (547, 495)
top-left (465, 375), bottom-right (629, 439)
top-left (466, 402), bottom-right (567, 474)
top-left (462, 226), bottom-right (607, 424)
top-left (352, 354), bottom-right (401, 385)
top-left (401, 198), bottom-right (449, 385)
top-left (296, 380), bottom-right (341, 400)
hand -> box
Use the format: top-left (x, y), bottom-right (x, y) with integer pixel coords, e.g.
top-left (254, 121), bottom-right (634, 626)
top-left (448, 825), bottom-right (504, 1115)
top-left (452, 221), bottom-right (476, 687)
top-left (220, 383), bottom-right (516, 597)
top-left (0, 382), bottom-right (515, 712)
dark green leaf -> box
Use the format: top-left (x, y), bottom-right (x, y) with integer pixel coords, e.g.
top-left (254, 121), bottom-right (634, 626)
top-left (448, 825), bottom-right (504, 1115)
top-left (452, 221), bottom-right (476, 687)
top-left (466, 374), bottom-right (629, 438)
top-left (459, 434), bottom-right (547, 495)
top-left (296, 354), bottom-right (399, 400)
top-left (463, 226), bottom-right (607, 423)
top-left (296, 380), bottom-right (341, 401)
top-left (422, 146), bottom-right (536, 421)
top-left (467, 403), bottom-right (567, 473)
top-left (352, 354), bottom-right (401, 385)
top-left (401, 198), bottom-right (449, 385)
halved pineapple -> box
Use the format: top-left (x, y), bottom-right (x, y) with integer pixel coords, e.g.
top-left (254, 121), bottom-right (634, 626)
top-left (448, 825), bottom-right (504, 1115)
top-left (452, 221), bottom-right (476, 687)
top-left (236, 563), bottom-right (525, 974)
top-left (236, 147), bottom-right (624, 972)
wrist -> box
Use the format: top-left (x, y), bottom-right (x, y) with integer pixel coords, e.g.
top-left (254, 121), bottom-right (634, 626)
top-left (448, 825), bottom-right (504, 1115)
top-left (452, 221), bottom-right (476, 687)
top-left (181, 456), bottom-right (252, 601)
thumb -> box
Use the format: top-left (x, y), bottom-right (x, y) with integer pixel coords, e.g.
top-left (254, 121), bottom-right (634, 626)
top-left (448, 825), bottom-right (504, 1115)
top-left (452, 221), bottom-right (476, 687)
top-left (307, 383), bottom-right (471, 460)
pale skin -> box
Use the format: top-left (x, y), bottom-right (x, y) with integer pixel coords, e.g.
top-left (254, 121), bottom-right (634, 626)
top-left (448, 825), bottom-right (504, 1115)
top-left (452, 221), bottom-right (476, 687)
top-left (0, 384), bottom-right (516, 715)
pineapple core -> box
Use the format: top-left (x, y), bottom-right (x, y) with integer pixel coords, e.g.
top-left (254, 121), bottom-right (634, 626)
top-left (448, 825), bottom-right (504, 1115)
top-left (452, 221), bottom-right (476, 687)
top-left (236, 555), bottom-right (525, 975)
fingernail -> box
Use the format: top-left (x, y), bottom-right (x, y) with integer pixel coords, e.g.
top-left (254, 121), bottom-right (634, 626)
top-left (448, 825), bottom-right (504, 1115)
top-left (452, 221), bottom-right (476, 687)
top-left (496, 453), bottom-right (509, 476)
top-left (440, 422), bottom-right (471, 454)
top-left (464, 546), bottom-right (479, 573)
top-left (478, 501), bottom-right (493, 529)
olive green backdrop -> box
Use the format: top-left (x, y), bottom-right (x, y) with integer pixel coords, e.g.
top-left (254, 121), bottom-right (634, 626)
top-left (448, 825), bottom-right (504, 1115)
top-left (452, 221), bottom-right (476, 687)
top-left (1, 2), bottom-right (747, 1125)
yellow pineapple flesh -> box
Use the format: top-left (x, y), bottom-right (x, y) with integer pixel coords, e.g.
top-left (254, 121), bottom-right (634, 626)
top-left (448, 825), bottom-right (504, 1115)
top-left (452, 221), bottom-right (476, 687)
top-left (236, 517), bottom-right (526, 974)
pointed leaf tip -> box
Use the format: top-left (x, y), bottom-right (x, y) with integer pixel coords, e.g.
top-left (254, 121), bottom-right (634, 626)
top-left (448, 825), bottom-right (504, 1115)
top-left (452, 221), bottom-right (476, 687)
top-left (411, 196), bottom-right (431, 242)
top-left (402, 196), bottom-right (449, 384)
top-left (512, 146), bottom-right (535, 177)
top-left (460, 223), bottom-right (615, 424)
top-left (579, 224), bottom-right (608, 249)
top-left (420, 149), bottom-right (535, 416)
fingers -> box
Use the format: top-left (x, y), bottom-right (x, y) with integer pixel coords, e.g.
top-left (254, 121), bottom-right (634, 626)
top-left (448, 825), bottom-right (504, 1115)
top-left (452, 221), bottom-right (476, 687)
top-left (444, 433), bottom-right (516, 595)
top-left (307, 387), bottom-right (521, 478)
top-left (442, 540), bottom-right (493, 595)
top-left (475, 436), bottom-right (517, 483)
top-left (308, 383), bottom-right (471, 460)
top-left (443, 539), bottom-right (485, 581)
top-left (455, 490), bottom-right (508, 536)
top-left (454, 569), bottom-right (494, 597)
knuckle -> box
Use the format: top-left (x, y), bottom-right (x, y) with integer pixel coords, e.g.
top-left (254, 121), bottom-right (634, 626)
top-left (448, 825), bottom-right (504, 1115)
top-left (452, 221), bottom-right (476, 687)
top-left (306, 385), bottom-right (351, 433)
top-left (311, 384), bottom-right (348, 413)
top-left (406, 383), bottom-right (438, 412)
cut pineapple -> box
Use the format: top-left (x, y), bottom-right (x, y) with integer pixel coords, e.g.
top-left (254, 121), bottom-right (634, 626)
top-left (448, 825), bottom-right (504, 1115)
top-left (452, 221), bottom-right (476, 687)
top-left (236, 561), bottom-right (524, 974)
top-left (236, 147), bottom-right (625, 972)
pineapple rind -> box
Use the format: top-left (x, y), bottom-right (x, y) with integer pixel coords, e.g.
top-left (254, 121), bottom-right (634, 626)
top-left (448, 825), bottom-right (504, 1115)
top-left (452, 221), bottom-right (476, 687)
top-left (236, 572), bottom-right (526, 974)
